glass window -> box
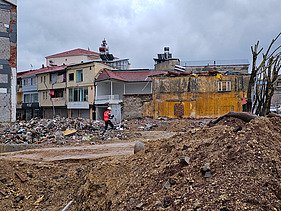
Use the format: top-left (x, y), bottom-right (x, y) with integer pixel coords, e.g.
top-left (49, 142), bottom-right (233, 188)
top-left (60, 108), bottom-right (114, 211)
top-left (76, 70), bottom-right (83, 82)
top-left (32, 93), bottom-right (38, 102)
top-left (50, 73), bottom-right (57, 84)
top-left (24, 94), bottom-right (30, 103)
top-left (69, 73), bottom-right (74, 81)
top-left (69, 87), bottom-right (88, 102)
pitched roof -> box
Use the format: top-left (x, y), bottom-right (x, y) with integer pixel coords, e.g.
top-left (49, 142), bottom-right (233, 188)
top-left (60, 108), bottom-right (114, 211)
top-left (17, 65), bottom-right (66, 78)
top-left (3, 0), bottom-right (17, 6)
top-left (96, 69), bottom-right (165, 82)
top-left (45, 48), bottom-right (100, 59)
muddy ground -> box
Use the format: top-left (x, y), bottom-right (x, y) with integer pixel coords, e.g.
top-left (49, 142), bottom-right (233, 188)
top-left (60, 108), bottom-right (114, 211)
top-left (0, 117), bottom-right (280, 210)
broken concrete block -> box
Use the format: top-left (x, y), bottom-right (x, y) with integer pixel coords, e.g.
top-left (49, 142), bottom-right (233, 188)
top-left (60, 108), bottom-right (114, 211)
top-left (134, 141), bottom-right (145, 154)
top-left (201, 163), bottom-right (212, 178)
top-left (46, 120), bottom-right (54, 129)
top-left (14, 194), bottom-right (25, 203)
top-left (179, 156), bottom-right (190, 166)
top-left (136, 202), bottom-right (144, 210)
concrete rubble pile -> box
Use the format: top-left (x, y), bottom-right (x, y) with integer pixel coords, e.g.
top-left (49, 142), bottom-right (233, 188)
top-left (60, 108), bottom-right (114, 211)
top-left (0, 116), bottom-right (104, 145)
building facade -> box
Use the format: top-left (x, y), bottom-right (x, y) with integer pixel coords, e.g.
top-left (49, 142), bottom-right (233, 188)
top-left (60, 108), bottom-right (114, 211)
top-left (20, 71), bottom-right (41, 120)
top-left (36, 66), bottom-right (67, 119)
top-left (95, 69), bottom-right (164, 122)
top-left (0, 0), bottom-right (17, 122)
top-left (148, 72), bottom-right (249, 119)
top-left (66, 61), bottom-right (115, 119)
top-left (45, 48), bottom-right (100, 67)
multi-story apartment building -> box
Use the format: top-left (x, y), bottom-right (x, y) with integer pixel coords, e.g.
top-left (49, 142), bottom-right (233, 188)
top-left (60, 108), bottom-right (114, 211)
top-left (36, 65), bottom-right (67, 118)
top-left (0, 0), bottom-right (17, 122)
top-left (66, 61), bottom-right (114, 119)
top-left (19, 70), bottom-right (41, 120)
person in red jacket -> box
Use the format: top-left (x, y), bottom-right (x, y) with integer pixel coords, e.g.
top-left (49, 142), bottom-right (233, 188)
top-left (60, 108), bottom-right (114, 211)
top-left (104, 107), bottom-right (114, 130)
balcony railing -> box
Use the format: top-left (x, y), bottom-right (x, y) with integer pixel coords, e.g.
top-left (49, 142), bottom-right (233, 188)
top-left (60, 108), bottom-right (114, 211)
top-left (95, 95), bottom-right (121, 104)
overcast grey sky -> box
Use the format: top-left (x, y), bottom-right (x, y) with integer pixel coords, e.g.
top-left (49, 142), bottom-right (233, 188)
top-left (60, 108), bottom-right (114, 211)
top-left (18, 0), bottom-right (281, 71)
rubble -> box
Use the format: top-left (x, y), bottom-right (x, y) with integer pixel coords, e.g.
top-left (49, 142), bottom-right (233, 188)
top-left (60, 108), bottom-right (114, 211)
top-left (134, 141), bottom-right (145, 154)
top-left (0, 115), bottom-right (280, 210)
top-left (0, 116), bottom-right (144, 145)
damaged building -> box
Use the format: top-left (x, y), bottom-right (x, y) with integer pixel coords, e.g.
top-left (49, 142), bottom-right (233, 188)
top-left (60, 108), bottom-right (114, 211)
top-left (148, 71), bottom-right (249, 118)
top-left (0, 0), bottom-right (17, 122)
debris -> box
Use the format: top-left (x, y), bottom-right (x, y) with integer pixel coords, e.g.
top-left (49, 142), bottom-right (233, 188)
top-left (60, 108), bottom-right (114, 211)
top-left (63, 129), bottom-right (77, 136)
top-left (134, 141), bottom-right (145, 154)
top-left (201, 163), bottom-right (212, 178)
top-left (163, 196), bottom-right (172, 208)
top-left (34, 195), bottom-right (44, 205)
top-left (179, 156), bottom-right (190, 166)
top-left (15, 171), bottom-right (28, 182)
top-left (233, 125), bottom-right (242, 132)
top-left (208, 112), bottom-right (257, 126)
top-left (14, 194), bottom-right (25, 203)
top-left (136, 202), bottom-right (144, 210)
top-left (62, 200), bottom-right (73, 211)
top-left (0, 116), bottom-right (281, 210)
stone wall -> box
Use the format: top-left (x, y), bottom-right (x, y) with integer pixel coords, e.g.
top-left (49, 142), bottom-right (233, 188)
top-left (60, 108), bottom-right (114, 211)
top-left (123, 94), bottom-right (152, 119)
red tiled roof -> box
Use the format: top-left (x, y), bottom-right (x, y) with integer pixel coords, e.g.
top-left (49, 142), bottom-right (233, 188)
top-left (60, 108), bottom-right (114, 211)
top-left (17, 65), bottom-right (66, 78)
top-left (45, 48), bottom-right (100, 59)
top-left (96, 69), bottom-right (166, 82)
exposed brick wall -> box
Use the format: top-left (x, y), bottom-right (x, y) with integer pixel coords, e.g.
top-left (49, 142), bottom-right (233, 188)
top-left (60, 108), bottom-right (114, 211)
top-left (123, 94), bottom-right (152, 119)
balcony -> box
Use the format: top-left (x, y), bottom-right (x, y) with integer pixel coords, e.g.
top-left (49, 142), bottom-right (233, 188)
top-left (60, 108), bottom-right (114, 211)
top-left (67, 101), bottom-right (89, 109)
top-left (95, 95), bottom-right (122, 105)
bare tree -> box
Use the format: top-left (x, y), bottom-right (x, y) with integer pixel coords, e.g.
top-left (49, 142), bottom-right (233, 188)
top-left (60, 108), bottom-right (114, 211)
top-left (246, 32), bottom-right (281, 116)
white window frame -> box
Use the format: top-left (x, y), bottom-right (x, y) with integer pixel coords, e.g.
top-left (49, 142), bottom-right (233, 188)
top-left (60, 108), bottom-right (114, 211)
top-left (217, 81), bottom-right (232, 92)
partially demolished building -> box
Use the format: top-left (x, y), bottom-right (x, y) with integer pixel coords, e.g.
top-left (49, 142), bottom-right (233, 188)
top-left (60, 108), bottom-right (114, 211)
top-left (0, 0), bottom-right (17, 122)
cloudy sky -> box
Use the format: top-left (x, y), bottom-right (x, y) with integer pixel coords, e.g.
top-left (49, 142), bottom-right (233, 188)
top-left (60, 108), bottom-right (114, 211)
top-left (18, 0), bottom-right (281, 71)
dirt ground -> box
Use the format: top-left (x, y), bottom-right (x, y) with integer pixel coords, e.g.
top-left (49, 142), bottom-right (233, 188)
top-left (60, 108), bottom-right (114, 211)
top-left (0, 117), bottom-right (280, 210)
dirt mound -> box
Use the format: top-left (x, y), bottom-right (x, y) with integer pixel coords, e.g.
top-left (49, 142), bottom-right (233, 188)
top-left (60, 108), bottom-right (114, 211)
top-left (0, 117), bottom-right (280, 210)
top-left (75, 116), bottom-right (281, 210)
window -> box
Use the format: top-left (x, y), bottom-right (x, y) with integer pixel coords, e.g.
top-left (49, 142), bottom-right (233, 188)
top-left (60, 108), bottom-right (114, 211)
top-left (76, 70), bottom-right (83, 82)
top-left (57, 72), bottom-right (66, 83)
top-left (69, 73), bottom-right (74, 81)
top-left (68, 87), bottom-right (88, 102)
top-left (50, 73), bottom-right (57, 84)
top-left (23, 79), bottom-right (27, 86)
top-left (42, 91), bottom-right (48, 100)
top-left (24, 93), bottom-right (38, 103)
top-left (24, 94), bottom-right (30, 103)
top-left (218, 81), bottom-right (232, 92)
top-left (50, 89), bottom-right (64, 98)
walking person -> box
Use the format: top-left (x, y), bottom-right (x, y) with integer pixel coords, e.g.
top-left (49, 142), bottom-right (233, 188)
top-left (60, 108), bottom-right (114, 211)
top-left (103, 107), bottom-right (114, 131)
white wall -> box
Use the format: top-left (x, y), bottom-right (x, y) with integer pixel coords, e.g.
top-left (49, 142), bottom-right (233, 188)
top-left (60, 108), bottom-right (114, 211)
top-left (46, 55), bottom-right (89, 66)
